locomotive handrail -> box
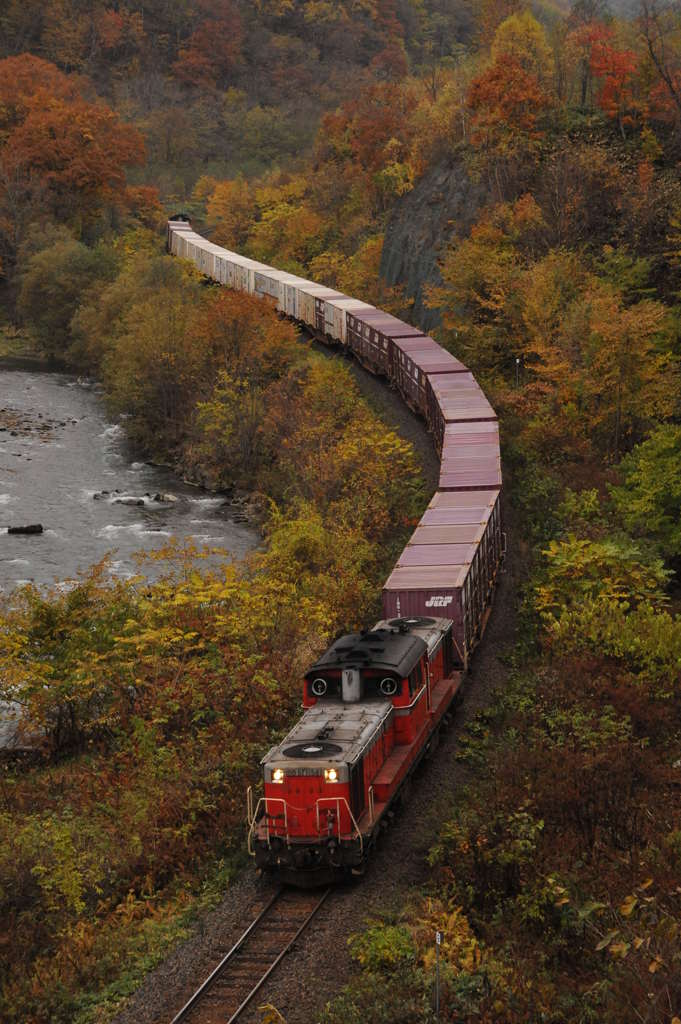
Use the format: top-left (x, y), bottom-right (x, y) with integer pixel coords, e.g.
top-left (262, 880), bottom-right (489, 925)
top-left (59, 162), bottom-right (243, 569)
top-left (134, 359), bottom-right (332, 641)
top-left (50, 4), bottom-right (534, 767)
top-left (394, 682), bottom-right (428, 714)
top-left (247, 795), bottom-right (364, 857)
top-left (315, 797), bottom-right (364, 856)
top-left (247, 796), bottom-right (289, 856)
top-left (368, 786), bottom-right (375, 824)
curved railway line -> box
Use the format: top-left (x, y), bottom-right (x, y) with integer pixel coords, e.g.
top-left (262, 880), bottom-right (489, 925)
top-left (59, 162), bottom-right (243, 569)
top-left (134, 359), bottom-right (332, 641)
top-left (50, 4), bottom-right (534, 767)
top-left (156, 216), bottom-right (506, 1018)
top-left (169, 888), bottom-right (331, 1024)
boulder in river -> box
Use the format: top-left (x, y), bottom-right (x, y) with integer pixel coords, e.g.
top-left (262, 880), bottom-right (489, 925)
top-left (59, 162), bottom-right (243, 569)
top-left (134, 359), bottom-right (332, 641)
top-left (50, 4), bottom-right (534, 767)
top-left (153, 492), bottom-right (178, 503)
top-left (113, 497), bottom-right (145, 507)
top-left (8, 524), bottom-right (43, 535)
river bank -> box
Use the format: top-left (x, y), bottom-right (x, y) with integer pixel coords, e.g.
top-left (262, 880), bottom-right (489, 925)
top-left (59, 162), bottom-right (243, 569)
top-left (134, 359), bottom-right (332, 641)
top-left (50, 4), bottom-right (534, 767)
top-left (0, 360), bottom-right (260, 593)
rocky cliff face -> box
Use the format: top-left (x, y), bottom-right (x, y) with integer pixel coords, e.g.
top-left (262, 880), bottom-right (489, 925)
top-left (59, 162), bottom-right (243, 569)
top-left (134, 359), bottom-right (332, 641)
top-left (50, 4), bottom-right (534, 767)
top-left (380, 157), bottom-right (483, 332)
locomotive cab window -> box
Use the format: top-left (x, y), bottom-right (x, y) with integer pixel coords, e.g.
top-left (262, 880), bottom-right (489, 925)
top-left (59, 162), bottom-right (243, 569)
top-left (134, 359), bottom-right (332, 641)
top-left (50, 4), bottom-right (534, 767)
top-left (408, 663), bottom-right (423, 695)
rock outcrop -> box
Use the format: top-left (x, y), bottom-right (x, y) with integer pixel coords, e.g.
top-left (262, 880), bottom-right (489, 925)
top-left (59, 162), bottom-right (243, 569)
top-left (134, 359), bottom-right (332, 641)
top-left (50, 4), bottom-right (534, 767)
top-left (380, 156), bottom-right (483, 333)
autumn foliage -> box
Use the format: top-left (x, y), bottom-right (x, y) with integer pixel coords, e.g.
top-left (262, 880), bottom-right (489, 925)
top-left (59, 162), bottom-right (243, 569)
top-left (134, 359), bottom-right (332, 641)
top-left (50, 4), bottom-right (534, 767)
top-left (468, 54), bottom-right (552, 150)
top-left (5, 0), bottom-right (681, 1021)
top-left (0, 55), bottom-right (147, 273)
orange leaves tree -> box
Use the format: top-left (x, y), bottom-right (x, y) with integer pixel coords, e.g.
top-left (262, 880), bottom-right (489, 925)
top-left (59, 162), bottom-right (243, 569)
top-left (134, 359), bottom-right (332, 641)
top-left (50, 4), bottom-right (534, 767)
top-left (203, 176), bottom-right (256, 251)
top-left (433, 193), bottom-right (678, 461)
top-left (0, 54), bottom-right (145, 269)
top-left (5, 99), bottom-right (144, 214)
top-left (468, 55), bottom-right (552, 153)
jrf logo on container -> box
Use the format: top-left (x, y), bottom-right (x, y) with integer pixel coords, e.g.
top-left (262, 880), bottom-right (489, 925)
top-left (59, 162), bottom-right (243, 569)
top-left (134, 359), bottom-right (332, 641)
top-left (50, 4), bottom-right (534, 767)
top-left (425, 596), bottom-right (453, 608)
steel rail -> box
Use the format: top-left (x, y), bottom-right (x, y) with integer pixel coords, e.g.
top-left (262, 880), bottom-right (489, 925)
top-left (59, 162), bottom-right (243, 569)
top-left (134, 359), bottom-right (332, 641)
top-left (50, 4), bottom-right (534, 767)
top-left (169, 888), bottom-right (282, 1024)
top-left (169, 887), bottom-right (330, 1024)
top-left (225, 887), bottom-right (330, 1024)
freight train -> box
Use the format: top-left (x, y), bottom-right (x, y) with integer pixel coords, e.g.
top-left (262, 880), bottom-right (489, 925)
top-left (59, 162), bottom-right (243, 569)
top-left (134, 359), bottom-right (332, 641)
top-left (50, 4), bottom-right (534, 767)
top-left (167, 217), bottom-right (504, 885)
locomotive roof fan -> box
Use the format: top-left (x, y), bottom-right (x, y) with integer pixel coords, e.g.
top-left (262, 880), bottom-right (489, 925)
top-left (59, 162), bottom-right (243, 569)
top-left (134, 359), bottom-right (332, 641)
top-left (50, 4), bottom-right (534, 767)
top-left (283, 741), bottom-right (343, 759)
top-left (388, 616), bottom-right (437, 632)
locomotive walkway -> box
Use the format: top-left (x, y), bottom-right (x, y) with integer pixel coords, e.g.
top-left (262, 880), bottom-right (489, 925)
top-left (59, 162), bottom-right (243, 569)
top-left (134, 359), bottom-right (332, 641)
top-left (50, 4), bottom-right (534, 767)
top-left (168, 887), bottom-right (330, 1024)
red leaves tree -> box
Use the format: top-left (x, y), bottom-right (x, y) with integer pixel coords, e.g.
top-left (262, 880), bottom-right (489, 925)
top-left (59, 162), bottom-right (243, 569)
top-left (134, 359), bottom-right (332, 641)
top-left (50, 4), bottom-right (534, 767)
top-left (641, 0), bottom-right (681, 130)
top-left (468, 54), bottom-right (552, 152)
top-left (475, 0), bottom-right (521, 48)
top-left (370, 0), bottom-right (409, 81)
top-left (588, 25), bottom-right (642, 136)
top-left (0, 54), bottom-right (80, 131)
top-left (565, 21), bottom-right (644, 136)
top-left (172, 0), bottom-right (242, 88)
top-left (321, 81), bottom-right (417, 179)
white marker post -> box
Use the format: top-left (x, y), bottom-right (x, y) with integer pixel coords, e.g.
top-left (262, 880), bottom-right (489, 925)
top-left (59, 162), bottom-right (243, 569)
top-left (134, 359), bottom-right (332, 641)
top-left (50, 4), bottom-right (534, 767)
top-left (435, 930), bottom-right (442, 1020)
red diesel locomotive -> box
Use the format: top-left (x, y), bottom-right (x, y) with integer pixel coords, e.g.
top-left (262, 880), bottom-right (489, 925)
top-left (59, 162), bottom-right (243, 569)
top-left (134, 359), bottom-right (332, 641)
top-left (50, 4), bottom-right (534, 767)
top-left (248, 616), bottom-right (460, 884)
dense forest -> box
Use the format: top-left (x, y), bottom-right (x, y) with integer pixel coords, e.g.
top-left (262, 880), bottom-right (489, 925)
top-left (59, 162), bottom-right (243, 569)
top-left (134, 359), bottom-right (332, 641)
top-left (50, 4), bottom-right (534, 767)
top-left (2, 0), bottom-right (681, 1021)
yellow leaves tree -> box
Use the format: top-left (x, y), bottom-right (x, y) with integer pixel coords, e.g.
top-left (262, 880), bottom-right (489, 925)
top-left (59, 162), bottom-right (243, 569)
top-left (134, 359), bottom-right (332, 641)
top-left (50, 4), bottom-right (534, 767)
top-left (535, 535), bottom-right (670, 623)
top-left (246, 198), bottom-right (326, 270)
top-left (491, 10), bottom-right (555, 87)
top-left (430, 194), bottom-right (545, 374)
top-left (204, 177), bottom-right (255, 251)
top-left (259, 359), bottom-right (423, 540)
top-left (433, 199), bottom-right (678, 459)
top-left (103, 286), bottom-right (203, 453)
top-left (584, 286), bottom-right (676, 456)
top-left (310, 235), bottom-right (406, 312)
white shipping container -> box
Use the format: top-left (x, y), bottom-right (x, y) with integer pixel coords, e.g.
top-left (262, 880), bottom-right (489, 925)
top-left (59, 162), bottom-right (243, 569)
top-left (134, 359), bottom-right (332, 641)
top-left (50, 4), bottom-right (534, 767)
top-left (322, 297), bottom-right (374, 345)
top-left (296, 284), bottom-right (341, 329)
top-left (222, 254), bottom-right (239, 288)
top-left (202, 243), bottom-right (229, 281)
top-left (234, 261), bottom-right (249, 292)
top-left (254, 270), bottom-right (286, 300)
top-left (254, 269), bottom-right (302, 312)
top-left (167, 221), bottom-right (192, 256)
top-left (194, 240), bottom-right (215, 277)
top-left (284, 281), bottom-right (299, 318)
top-left (214, 254), bottom-right (228, 284)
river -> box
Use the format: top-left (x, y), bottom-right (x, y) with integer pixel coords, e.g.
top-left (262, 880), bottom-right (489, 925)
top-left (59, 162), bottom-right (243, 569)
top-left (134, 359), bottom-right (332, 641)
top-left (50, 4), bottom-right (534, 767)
top-left (0, 360), bottom-right (259, 594)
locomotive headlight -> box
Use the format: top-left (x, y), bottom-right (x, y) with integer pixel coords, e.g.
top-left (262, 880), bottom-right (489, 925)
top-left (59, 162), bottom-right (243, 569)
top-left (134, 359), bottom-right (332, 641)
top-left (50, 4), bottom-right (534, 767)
top-left (272, 768), bottom-right (285, 784)
top-left (324, 768), bottom-right (338, 783)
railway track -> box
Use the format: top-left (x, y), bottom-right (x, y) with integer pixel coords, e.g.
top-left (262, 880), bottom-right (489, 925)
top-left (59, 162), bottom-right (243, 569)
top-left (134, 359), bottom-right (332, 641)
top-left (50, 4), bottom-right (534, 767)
top-left (169, 887), bottom-right (331, 1024)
